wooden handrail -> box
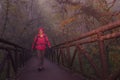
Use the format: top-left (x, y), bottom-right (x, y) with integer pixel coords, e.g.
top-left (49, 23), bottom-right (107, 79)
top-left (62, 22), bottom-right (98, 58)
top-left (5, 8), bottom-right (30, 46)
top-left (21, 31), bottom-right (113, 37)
top-left (54, 20), bottom-right (120, 47)
top-left (0, 38), bottom-right (24, 49)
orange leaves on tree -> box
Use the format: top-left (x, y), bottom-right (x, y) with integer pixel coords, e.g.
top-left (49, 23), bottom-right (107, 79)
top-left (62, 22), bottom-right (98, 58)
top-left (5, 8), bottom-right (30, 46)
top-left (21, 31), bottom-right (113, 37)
top-left (67, 5), bottom-right (81, 11)
top-left (60, 16), bottom-right (76, 28)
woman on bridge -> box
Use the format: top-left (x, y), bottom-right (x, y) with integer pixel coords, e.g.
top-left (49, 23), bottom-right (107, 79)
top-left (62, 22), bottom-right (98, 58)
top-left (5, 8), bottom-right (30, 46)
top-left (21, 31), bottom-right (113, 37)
top-left (32, 27), bottom-right (51, 71)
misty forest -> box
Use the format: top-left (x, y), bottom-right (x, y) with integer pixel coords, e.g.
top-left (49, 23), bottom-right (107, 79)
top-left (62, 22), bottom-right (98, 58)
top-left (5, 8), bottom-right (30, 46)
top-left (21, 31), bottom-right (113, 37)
top-left (0, 0), bottom-right (120, 80)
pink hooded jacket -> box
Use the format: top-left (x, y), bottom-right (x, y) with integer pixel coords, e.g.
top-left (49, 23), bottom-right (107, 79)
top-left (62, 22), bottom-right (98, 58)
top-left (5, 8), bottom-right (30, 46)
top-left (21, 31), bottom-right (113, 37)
top-left (32, 28), bottom-right (51, 51)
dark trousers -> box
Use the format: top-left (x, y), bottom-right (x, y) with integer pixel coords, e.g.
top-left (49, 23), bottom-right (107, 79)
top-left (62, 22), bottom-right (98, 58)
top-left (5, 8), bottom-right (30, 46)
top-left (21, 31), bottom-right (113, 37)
top-left (37, 50), bottom-right (45, 67)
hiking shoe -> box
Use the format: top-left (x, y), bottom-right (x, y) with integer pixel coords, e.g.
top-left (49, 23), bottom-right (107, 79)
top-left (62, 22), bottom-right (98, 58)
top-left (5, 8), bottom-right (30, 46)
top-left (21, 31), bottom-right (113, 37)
top-left (38, 67), bottom-right (44, 71)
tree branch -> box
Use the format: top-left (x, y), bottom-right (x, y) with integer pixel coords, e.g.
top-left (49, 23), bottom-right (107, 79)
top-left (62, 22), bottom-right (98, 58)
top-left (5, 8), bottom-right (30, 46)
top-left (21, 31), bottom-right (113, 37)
top-left (107, 0), bottom-right (117, 11)
top-left (1, 0), bottom-right (9, 37)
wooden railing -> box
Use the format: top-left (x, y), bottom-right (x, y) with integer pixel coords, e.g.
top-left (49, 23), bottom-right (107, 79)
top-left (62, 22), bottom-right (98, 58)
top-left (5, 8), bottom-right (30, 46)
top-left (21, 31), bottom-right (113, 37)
top-left (47, 20), bottom-right (120, 80)
top-left (0, 38), bottom-right (31, 80)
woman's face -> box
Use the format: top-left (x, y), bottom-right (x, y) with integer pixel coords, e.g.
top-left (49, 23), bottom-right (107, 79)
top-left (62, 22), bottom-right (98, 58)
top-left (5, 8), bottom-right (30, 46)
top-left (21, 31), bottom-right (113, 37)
top-left (39, 29), bottom-right (44, 34)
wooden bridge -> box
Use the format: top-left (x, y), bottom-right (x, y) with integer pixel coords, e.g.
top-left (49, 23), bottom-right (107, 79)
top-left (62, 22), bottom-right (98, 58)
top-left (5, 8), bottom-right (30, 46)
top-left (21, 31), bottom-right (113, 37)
top-left (0, 20), bottom-right (120, 80)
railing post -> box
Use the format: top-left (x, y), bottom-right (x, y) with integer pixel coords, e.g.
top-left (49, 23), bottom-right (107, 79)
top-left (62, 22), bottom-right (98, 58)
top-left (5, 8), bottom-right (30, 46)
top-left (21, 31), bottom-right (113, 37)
top-left (70, 46), bottom-right (77, 68)
top-left (0, 53), bottom-right (7, 76)
top-left (61, 48), bottom-right (65, 66)
top-left (77, 45), bottom-right (84, 73)
top-left (50, 49), bottom-right (56, 62)
top-left (22, 49), bottom-right (24, 66)
top-left (59, 48), bottom-right (65, 66)
top-left (6, 52), bottom-right (10, 80)
top-left (14, 47), bottom-right (18, 71)
top-left (7, 49), bottom-right (17, 75)
top-left (97, 32), bottom-right (108, 80)
top-left (56, 48), bottom-right (60, 64)
top-left (19, 52), bottom-right (22, 67)
top-left (66, 46), bottom-right (71, 68)
top-left (54, 48), bottom-right (58, 63)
